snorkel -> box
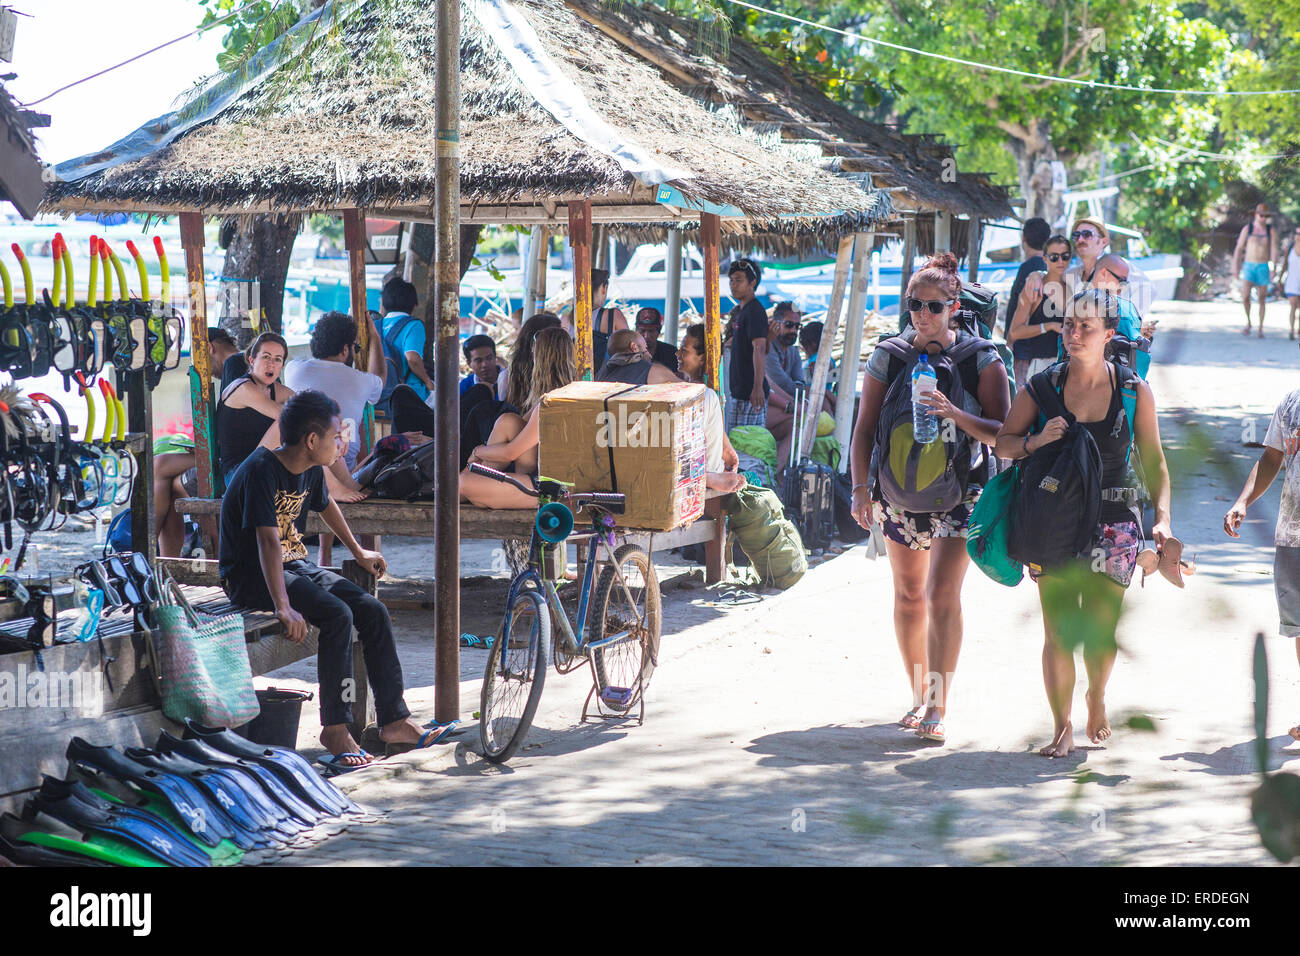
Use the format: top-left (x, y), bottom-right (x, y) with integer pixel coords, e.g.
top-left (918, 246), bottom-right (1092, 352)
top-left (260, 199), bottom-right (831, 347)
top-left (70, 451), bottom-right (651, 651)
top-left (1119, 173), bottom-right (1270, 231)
top-left (50, 234), bottom-right (64, 306)
top-left (153, 236), bottom-right (169, 307)
top-left (87, 237), bottom-right (100, 310)
top-left (12, 243), bottom-right (33, 306)
top-left (0, 256), bottom-right (10, 312)
top-left (125, 240), bottom-right (150, 302)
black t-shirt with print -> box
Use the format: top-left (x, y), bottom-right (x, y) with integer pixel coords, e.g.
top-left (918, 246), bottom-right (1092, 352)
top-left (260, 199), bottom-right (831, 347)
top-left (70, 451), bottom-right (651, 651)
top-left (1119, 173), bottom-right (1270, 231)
top-left (727, 298), bottom-right (770, 402)
top-left (218, 446), bottom-right (330, 583)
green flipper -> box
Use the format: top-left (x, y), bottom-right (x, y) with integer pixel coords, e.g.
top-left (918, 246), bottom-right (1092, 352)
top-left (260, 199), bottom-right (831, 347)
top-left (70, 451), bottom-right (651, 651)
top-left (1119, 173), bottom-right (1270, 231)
top-left (91, 787), bottom-right (244, 866)
top-left (17, 829), bottom-right (165, 868)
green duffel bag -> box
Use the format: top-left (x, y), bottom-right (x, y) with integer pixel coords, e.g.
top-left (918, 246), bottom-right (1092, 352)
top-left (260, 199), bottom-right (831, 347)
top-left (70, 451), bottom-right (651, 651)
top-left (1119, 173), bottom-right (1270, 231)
top-left (966, 465), bottom-right (1023, 587)
top-left (724, 485), bottom-right (807, 589)
top-left (729, 425), bottom-right (779, 476)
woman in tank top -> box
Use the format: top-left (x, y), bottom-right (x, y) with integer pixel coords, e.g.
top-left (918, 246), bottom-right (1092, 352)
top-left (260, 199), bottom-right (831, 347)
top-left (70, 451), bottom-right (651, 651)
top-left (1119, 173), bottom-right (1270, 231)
top-left (216, 332), bottom-right (295, 480)
top-left (995, 288), bottom-right (1176, 759)
top-left (1007, 234), bottom-right (1070, 388)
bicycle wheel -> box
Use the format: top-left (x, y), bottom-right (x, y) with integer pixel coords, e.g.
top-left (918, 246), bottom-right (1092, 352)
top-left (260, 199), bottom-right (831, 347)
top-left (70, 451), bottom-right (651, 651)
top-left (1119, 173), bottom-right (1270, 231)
top-left (590, 544), bottom-right (661, 713)
top-left (480, 588), bottom-right (550, 763)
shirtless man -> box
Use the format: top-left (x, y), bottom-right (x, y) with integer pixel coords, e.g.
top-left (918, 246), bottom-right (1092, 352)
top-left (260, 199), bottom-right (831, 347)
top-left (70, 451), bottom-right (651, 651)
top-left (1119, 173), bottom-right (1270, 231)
top-left (1233, 203), bottom-right (1280, 338)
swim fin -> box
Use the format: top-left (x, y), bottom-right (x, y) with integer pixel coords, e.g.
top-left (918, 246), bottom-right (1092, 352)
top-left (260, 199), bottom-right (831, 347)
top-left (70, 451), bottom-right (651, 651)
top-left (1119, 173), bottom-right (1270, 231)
top-left (70, 775), bottom-right (245, 867)
top-left (155, 731), bottom-right (325, 827)
top-left (124, 748), bottom-right (297, 842)
top-left (31, 777), bottom-right (211, 868)
top-left (184, 719), bottom-right (360, 816)
top-left (65, 737), bottom-right (230, 847)
top-left (0, 827), bottom-right (116, 867)
top-left (2, 811), bottom-right (165, 867)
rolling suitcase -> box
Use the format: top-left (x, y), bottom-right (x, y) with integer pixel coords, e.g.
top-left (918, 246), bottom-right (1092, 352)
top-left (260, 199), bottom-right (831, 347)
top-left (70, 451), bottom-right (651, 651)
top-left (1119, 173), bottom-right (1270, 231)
top-left (781, 385), bottom-right (837, 551)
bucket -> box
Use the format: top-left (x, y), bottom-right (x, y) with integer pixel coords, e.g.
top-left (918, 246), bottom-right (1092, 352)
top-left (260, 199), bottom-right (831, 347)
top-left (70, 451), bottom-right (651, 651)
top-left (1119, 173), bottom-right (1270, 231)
top-left (239, 687), bottom-right (314, 749)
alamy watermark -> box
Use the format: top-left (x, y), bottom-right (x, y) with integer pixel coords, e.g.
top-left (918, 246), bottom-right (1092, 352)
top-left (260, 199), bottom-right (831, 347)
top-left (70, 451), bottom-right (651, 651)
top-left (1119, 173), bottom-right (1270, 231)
top-left (595, 407), bottom-right (679, 449)
top-left (0, 665), bottom-right (103, 710)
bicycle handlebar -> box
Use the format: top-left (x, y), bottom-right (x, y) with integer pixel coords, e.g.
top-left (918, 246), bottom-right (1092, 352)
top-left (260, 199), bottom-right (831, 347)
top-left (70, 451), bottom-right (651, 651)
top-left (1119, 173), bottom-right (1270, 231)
top-left (467, 463), bottom-right (626, 514)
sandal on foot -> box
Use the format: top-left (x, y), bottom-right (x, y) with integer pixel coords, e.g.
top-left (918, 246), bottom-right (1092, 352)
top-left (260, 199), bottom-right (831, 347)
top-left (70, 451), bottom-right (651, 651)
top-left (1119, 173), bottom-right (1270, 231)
top-left (917, 719), bottom-right (946, 743)
top-left (387, 720), bottom-right (462, 755)
top-left (317, 751), bottom-right (375, 777)
top-left (900, 710), bottom-right (923, 730)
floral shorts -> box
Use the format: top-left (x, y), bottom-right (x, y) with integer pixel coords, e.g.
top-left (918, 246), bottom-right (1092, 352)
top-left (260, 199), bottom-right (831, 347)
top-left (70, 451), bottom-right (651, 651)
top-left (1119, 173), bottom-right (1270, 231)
top-left (873, 486), bottom-right (981, 552)
top-left (1029, 520), bottom-right (1142, 588)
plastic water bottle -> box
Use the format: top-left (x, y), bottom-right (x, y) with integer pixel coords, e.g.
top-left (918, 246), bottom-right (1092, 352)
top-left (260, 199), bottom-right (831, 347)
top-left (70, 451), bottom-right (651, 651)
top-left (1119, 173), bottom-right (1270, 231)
top-left (911, 355), bottom-right (939, 444)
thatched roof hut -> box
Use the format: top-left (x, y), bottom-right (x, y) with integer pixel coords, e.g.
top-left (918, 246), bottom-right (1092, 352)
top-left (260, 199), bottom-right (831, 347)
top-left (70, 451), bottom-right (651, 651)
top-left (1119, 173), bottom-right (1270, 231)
top-left (566, 0), bottom-right (1012, 255)
top-left (43, 0), bottom-right (887, 235)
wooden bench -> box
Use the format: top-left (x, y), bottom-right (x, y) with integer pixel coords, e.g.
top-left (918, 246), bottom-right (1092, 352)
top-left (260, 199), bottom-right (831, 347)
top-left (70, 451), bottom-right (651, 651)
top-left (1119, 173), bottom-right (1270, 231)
top-left (175, 494), bottom-right (729, 583)
top-left (0, 569), bottom-right (372, 815)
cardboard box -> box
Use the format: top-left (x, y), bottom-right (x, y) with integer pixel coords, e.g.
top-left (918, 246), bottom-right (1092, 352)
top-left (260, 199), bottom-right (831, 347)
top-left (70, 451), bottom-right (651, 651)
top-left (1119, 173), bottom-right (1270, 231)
top-left (538, 381), bottom-right (708, 531)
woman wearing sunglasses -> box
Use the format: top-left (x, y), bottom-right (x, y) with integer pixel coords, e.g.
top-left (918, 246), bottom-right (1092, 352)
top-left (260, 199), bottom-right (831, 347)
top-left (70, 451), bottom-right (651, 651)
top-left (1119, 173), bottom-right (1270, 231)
top-left (849, 253), bottom-right (1012, 744)
top-left (1007, 235), bottom-right (1071, 388)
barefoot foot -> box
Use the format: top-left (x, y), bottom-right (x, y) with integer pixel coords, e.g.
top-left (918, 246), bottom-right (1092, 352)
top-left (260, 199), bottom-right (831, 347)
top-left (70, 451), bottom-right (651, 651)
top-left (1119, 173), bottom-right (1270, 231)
top-left (1039, 722), bottom-right (1074, 758)
top-left (1086, 691), bottom-right (1111, 744)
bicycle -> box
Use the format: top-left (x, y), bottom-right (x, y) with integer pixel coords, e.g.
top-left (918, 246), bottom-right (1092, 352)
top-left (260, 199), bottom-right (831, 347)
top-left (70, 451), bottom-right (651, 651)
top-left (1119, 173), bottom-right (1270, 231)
top-left (468, 463), bottom-right (662, 763)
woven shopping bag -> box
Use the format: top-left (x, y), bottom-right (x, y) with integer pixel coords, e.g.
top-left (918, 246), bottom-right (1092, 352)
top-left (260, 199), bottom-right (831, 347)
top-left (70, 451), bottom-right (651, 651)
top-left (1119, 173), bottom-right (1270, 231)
top-left (152, 577), bottom-right (260, 727)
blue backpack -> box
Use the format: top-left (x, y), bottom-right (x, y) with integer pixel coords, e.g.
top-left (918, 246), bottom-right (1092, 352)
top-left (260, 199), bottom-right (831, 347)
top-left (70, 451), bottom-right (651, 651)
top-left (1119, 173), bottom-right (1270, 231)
top-left (377, 314), bottom-right (420, 413)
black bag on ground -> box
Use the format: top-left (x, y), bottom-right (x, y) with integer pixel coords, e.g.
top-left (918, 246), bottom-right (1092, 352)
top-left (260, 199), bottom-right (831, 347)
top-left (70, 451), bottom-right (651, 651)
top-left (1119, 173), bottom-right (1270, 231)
top-left (831, 470), bottom-right (869, 543)
top-left (369, 440), bottom-right (439, 500)
top-left (1006, 368), bottom-right (1103, 573)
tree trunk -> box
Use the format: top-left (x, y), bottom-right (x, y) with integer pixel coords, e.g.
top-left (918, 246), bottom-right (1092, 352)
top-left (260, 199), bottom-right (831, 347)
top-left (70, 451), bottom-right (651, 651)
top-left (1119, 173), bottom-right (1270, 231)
top-left (217, 213), bottom-right (303, 345)
top-left (1004, 118), bottom-right (1065, 228)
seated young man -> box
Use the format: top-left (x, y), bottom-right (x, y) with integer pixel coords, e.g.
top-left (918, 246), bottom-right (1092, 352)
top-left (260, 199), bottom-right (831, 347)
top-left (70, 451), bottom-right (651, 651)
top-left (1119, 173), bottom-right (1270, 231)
top-left (218, 390), bottom-right (446, 772)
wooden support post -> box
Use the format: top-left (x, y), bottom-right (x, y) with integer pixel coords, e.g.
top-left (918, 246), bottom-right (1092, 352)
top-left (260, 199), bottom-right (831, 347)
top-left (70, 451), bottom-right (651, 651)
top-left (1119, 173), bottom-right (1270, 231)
top-left (967, 217), bottom-right (982, 283)
top-left (528, 226), bottom-right (549, 316)
top-left (433, 0), bottom-right (461, 725)
top-left (831, 232), bottom-right (873, 466)
top-left (342, 209), bottom-right (373, 456)
top-left (569, 200), bottom-right (594, 381)
top-left (899, 216), bottom-right (916, 333)
top-left (701, 212), bottom-right (722, 395)
top-left (179, 212), bottom-right (220, 548)
top-left (125, 366), bottom-right (156, 565)
top-left (935, 210), bottom-right (952, 252)
top-left (799, 234), bottom-right (853, 459)
top-left (664, 229), bottom-right (683, 347)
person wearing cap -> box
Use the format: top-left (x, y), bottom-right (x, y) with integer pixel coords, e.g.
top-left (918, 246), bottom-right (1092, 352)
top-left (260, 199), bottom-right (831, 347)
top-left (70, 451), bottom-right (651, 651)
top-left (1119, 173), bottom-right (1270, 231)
top-left (724, 257), bottom-right (770, 432)
top-left (634, 306), bottom-right (679, 373)
top-left (1233, 203), bottom-right (1280, 338)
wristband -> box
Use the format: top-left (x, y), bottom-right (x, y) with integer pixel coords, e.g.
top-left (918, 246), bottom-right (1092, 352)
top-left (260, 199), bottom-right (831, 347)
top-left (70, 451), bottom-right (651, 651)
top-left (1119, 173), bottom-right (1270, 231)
top-left (852, 483), bottom-right (867, 493)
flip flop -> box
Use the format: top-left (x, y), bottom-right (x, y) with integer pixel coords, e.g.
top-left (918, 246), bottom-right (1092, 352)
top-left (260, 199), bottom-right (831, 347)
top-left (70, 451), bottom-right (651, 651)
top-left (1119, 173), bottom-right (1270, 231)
top-left (459, 633), bottom-right (494, 648)
top-left (317, 751), bottom-right (374, 777)
top-left (899, 710), bottom-right (923, 730)
top-left (1157, 537), bottom-right (1194, 588)
top-left (1289, 726), bottom-right (1300, 742)
top-left (1136, 548), bottom-right (1159, 587)
top-left (917, 719), bottom-right (945, 743)
top-left (387, 720), bottom-right (461, 756)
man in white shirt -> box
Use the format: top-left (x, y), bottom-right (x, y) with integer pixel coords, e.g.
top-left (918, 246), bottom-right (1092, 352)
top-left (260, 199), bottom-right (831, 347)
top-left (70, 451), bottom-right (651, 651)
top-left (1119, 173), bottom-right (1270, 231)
top-left (1226, 386), bottom-right (1300, 740)
top-left (284, 311), bottom-right (386, 470)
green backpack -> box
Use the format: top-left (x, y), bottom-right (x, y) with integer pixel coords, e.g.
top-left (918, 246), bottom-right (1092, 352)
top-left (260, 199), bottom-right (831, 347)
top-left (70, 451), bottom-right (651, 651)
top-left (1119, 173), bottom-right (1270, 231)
top-left (724, 484), bottom-right (807, 589)
top-left (728, 425), bottom-right (779, 475)
top-left (965, 465), bottom-right (1023, 587)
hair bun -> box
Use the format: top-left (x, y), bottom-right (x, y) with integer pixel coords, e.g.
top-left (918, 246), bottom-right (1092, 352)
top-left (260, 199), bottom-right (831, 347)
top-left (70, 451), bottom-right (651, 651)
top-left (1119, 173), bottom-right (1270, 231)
top-left (927, 251), bottom-right (960, 275)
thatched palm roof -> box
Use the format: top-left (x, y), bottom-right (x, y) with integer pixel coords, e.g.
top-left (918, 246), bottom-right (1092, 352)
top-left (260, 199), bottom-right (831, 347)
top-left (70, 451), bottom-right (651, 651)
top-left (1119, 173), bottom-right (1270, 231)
top-left (43, 0), bottom-right (884, 229)
top-left (567, 0), bottom-right (1012, 222)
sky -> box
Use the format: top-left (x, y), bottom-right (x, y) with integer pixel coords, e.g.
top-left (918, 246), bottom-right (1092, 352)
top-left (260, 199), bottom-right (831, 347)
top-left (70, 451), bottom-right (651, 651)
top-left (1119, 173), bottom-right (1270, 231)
top-left (6, 0), bottom-right (226, 167)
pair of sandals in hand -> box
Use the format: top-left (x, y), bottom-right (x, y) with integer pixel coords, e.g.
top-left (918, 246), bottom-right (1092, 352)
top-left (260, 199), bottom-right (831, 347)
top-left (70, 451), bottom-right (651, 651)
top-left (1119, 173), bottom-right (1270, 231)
top-left (1136, 536), bottom-right (1195, 588)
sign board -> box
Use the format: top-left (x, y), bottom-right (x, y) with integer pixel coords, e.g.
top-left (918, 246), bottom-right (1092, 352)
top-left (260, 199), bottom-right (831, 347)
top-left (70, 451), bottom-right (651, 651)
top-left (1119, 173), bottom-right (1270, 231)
top-left (1050, 161), bottom-right (1069, 193)
top-left (365, 217), bottom-right (402, 265)
top-left (0, 9), bottom-right (15, 63)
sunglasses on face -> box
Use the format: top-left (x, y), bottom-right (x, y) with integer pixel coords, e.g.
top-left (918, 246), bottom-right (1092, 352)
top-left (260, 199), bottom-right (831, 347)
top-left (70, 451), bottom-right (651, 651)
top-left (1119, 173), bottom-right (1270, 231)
top-left (907, 297), bottom-right (954, 315)
top-left (1071, 230), bottom-right (1097, 241)
top-left (1046, 252), bottom-right (1071, 263)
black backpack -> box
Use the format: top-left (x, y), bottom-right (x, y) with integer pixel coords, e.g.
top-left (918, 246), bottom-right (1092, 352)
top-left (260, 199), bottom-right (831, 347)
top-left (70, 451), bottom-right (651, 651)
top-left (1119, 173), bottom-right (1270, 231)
top-left (369, 440), bottom-right (439, 500)
top-left (1006, 366), bottom-right (1105, 574)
